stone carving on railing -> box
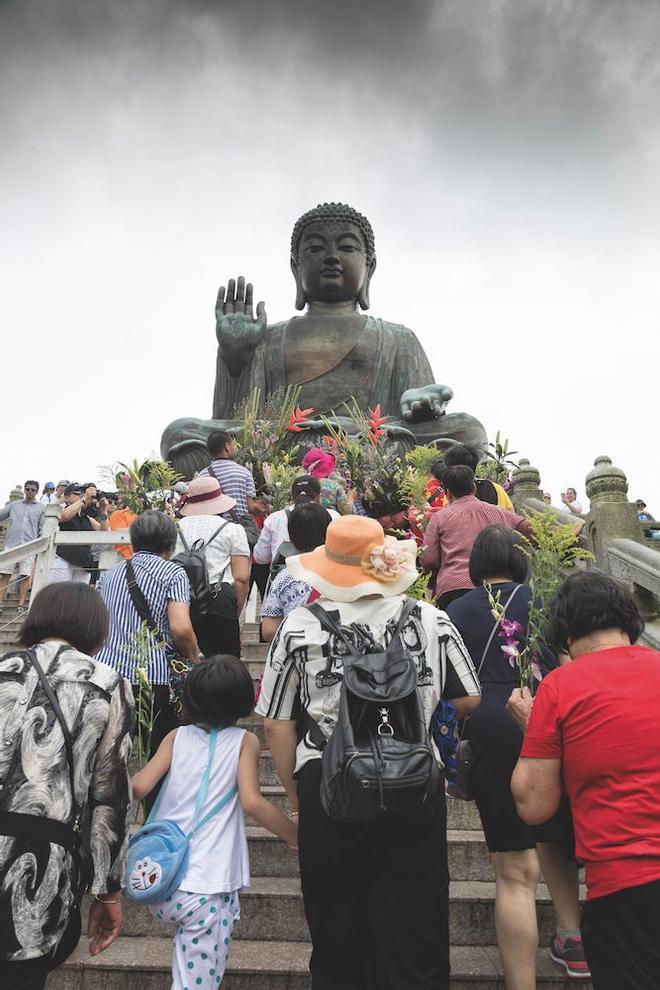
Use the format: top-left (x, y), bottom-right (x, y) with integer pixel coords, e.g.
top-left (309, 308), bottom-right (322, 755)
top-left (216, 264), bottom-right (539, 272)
top-left (583, 455), bottom-right (643, 570)
top-left (509, 458), bottom-right (543, 511)
top-left (607, 539), bottom-right (660, 614)
top-left (508, 454), bottom-right (660, 644)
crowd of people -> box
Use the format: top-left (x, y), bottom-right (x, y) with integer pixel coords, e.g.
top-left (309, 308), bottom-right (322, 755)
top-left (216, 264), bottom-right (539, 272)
top-left (0, 433), bottom-right (659, 990)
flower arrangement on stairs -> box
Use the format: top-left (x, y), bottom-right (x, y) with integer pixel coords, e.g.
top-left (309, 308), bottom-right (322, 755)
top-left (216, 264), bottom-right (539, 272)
top-left (230, 386), bottom-right (313, 508)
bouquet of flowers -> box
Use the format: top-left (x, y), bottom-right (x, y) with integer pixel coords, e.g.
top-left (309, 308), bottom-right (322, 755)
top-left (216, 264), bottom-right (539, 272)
top-left (104, 458), bottom-right (182, 514)
top-left (231, 386), bottom-right (312, 494)
top-left (321, 400), bottom-right (407, 518)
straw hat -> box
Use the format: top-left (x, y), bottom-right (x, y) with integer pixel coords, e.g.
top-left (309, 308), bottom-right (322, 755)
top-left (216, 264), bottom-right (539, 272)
top-left (179, 476), bottom-right (236, 517)
top-left (286, 515), bottom-right (418, 602)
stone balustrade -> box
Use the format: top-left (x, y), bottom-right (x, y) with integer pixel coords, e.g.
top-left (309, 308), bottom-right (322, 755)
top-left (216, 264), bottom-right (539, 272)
top-left (510, 453), bottom-right (660, 649)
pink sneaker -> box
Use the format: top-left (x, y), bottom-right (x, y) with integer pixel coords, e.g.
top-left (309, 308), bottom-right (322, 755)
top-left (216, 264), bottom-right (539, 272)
top-left (550, 933), bottom-right (591, 980)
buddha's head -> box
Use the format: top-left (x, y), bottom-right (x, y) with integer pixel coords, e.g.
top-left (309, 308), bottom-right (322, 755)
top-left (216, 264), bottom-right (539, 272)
top-left (290, 202), bottom-right (377, 311)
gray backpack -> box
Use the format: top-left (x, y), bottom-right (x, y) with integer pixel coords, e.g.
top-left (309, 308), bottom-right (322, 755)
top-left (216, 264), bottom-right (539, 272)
top-left (304, 599), bottom-right (444, 825)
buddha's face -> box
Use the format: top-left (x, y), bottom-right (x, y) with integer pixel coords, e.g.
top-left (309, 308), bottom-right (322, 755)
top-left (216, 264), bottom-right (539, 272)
top-left (295, 222), bottom-right (372, 306)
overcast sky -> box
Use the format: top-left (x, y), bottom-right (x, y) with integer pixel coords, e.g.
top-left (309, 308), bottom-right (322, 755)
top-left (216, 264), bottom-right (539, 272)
top-left (2, 0), bottom-right (659, 508)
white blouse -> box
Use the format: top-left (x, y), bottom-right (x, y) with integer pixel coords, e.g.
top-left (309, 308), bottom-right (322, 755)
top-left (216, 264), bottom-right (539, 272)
top-left (175, 515), bottom-right (250, 585)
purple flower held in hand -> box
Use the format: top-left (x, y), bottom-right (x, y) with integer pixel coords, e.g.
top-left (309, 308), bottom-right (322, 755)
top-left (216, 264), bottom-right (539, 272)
top-left (531, 661), bottom-right (543, 683)
top-left (499, 619), bottom-right (524, 639)
top-left (501, 641), bottom-right (519, 670)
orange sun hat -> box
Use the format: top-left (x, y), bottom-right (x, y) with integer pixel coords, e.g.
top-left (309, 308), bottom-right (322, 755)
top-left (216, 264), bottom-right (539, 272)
top-left (286, 515), bottom-right (419, 603)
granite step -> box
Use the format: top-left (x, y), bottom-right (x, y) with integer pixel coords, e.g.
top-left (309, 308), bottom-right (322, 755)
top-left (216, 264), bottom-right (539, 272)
top-left (240, 642), bottom-right (269, 660)
top-left (50, 937), bottom-right (592, 989)
top-left (92, 826), bottom-right (492, 893)
top-left (89, 879), bottom-right (579, 945)
top-left (238, 717), bottom-right (267, 744)
top-left (244, 826), bottom-right (492, 880)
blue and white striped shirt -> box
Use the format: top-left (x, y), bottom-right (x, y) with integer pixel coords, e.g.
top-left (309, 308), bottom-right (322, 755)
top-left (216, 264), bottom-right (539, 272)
top-left (96, 551), bottom-right (191, 685)
top-left (199, 458), bottom-right (256, 516)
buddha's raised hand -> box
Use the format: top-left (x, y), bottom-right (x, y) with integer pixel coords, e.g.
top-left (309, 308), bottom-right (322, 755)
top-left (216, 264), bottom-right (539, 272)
top-left (400, 383), bottom-right (454, 422)
top-left (216, 276), bottom-right (267, 376)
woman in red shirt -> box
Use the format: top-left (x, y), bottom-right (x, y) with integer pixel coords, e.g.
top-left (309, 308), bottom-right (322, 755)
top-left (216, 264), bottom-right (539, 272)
top-left (511, 571), bottom-right (660, 990)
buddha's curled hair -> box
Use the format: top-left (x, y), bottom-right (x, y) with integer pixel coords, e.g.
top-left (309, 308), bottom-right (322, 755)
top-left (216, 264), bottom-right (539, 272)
top-left (291, 202), bottom-right (375, 260)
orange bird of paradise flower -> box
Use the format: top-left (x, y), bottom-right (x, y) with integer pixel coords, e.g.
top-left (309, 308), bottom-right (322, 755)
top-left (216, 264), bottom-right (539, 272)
top-left (287, 405), bottom-right (315, 432)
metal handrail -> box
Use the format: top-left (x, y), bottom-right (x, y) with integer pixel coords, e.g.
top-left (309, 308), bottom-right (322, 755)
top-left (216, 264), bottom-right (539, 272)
top-left (0, 529), bottom-right (131, 569)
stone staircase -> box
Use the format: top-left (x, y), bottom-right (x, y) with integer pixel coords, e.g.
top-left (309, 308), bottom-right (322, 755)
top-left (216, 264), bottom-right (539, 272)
top-left (0, 588), bottom-right (26, 654)
top-left (0, 612), bottom-right (590, 988)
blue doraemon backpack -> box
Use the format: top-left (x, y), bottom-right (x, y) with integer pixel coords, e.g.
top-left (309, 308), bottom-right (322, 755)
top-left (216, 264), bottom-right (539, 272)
top-left (124, 728), bottom-right (237, 903)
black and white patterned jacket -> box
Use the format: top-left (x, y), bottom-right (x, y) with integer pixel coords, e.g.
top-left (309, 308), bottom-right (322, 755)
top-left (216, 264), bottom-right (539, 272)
top-left (0, 640), bottom-right (134, 961)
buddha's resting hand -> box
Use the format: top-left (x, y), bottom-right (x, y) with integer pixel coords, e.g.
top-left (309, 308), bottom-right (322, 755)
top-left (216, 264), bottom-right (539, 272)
top-left (400, 384), bottom-right (454, 422)
top-left (216, 276), bottom-right (267, 377)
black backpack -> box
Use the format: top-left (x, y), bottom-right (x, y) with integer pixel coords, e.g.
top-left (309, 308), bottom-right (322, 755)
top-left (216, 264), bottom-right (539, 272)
top-left (172, 522), bottom-right (232, 619)
top-left (304, 599), bottom-right (444, 825)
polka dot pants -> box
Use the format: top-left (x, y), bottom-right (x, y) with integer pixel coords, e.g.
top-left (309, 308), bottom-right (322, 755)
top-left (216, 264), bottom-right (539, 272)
top-left (149, 889), bottom-right (241, 989)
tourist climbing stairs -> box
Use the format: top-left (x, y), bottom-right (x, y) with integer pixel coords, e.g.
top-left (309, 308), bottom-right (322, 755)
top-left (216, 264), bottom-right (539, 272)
top-left (0, 607), bottom-right (591, 988)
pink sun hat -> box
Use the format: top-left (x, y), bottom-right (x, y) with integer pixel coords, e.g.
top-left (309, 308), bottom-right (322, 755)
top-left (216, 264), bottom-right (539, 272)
top-left (179, 476), bottom-right (236, 517)
top-left (302, 447), bottom-right (337, 479)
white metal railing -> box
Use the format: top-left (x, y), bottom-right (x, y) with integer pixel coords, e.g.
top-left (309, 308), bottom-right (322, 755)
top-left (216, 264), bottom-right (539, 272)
top-left (0, 505), bottom-right (130, 606)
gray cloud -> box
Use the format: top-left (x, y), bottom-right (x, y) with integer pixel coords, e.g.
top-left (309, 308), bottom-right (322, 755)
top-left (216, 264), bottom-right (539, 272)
top-left (1, 0), bottom-right (659, 503)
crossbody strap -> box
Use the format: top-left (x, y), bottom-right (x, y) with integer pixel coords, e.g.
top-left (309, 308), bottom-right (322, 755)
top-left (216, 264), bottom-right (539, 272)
top-left (192, 786), bottom-right (238, 833)
top-left (477, 583), bottom-right (524, 679)
top-left (190, 728), bottom-right (219, 831)
top-left (24, 647), bottom-right (83, 824)
top-left (125, 560), bottom-right (158, 634)
top-left (146, 729), bottom-right (237, 837)
top-left (455, 584), bottom-right (525, 744)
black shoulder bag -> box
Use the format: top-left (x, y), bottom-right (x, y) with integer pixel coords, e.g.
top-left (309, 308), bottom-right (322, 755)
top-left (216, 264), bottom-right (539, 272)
top-left (125, 560), bottom-right (191, 714)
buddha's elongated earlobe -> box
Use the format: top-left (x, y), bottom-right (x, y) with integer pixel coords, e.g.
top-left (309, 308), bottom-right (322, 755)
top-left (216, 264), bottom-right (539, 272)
top-left (291, 254), bottom-right (307, 311)
top-left (358, 254), bottom-right (377, 311)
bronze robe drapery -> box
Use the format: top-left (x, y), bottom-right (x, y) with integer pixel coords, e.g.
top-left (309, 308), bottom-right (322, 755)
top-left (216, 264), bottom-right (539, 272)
top-left (212, 316), bottom-right (435, 420)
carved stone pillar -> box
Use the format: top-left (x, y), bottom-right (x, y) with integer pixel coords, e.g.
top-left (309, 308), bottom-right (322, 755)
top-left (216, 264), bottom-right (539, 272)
top-left (584, 455), bottom-right (656, 618)
top-left (510, 458), bottom-right (543, 512)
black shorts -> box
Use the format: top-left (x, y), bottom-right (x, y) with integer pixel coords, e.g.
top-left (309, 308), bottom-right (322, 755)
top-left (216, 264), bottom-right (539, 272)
top-left (468, 690), bottom-right (574, 855)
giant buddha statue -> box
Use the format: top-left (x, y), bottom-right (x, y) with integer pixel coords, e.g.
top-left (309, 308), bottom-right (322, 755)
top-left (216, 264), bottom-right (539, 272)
top-left (161, 203), bottom-right (486, 477)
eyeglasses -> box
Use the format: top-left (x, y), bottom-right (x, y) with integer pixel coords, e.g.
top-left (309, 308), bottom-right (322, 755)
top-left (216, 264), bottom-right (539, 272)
top-left (25, 487), bottom-right (39, 493)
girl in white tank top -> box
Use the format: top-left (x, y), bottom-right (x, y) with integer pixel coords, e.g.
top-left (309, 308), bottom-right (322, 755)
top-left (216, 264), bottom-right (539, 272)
top-left (132, 655), bottom-right (298, 990)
